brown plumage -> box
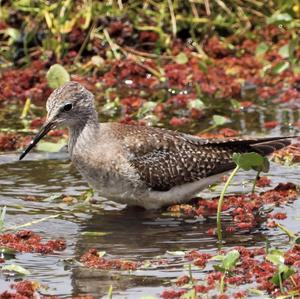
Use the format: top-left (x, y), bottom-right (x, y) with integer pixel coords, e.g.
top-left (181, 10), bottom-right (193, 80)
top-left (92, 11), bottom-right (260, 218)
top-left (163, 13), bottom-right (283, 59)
top-left (108, 124), bottom-right (291, 191)
top-left (19, 81), bottom-right (295, 209)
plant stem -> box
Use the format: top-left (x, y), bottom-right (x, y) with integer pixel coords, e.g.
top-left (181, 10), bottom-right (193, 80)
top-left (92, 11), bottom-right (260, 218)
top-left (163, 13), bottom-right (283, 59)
top-left (108, 285), bottom-right (113, 299)
top-left (251, 170), bottom-right (261, 194)
top-left (167, 0), bottom-right (177, 38)
top-left (220, 272), bottom-right (225, 293)
top-left (276, 222), bottom-right (297, 240)
top-left (279, 272), bottom-right (283, 293)
top-left (5, 214), bottom-right (60, 231)
top-left (217, 166), bottom-right (240, 243)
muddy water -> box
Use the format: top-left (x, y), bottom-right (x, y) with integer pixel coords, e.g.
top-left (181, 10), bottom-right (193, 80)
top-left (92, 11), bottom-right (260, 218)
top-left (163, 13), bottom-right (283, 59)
top-left (0, 100), bottom-right (300, 297)
top-left (0, 151), bottom-right (299, 297)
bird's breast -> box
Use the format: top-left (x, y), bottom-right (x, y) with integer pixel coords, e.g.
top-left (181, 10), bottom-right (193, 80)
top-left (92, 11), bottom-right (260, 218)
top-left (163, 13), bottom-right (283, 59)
top-left (70, 143), bottom-right (145, 199)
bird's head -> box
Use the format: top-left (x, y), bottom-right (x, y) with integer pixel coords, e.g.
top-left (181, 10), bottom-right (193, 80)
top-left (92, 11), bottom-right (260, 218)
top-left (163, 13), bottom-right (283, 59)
top-left (19, 81), bottom-right (96, 160)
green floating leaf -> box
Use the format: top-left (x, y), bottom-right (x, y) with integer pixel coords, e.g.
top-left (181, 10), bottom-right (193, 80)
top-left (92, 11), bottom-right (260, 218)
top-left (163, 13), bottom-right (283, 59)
top-left (232, 153), bottom-right (263, 170)
top-left (97, 251), bottom-right (106, 257)
top-left (295, 236), bottom-right (300, 244)
top-left (187, 99), bottom-right (205, 110)
top-left (44, 194), bottom-right (63, 202)
top-left (272, 267), bottom-right (295, 286)
top-left (289, 38), bottom-right (298, 60)
top-left (256, 42), bottom-right (269, 56)
top-left (175, 52), bottom-right (188, 64)
top-left (253, 156), bottom-right (270, 173)
top-left (198, 60), bottom-right (208, 73)
top-left (47, 64), bottom-right (70, 89)
top-left (36, 140), bottom-right (66, 153)
top-left (2, 264), bottom-right (30, 275)
top-left (0, 247), bottom-right (17, 258)
top-left (81, 231), bottom-right (111, 237)
top-left (213, 264), bottom-right (226, 272)
top-left (233, 152), bottom-right (268, 171)
top-left (212, 115), bottom-right (229, 126)
top-left (5, 28), bottom-right (21, 41)
top-left (223, 250), bottom-right (240, 271)
top-left (230, 99), bottom-right (241, 110)
top-left (210, 255), bottom-right (225, 261)
top-left (272, 61), bottom-right (289, 74)
top-left (267, 13), bottom-right (293, 24)
top-left (279, 44), bottom-right (290, 59)
top-left (267, 253), bottom-right (284, 266)
top-left (166, 250), bottom-right (186, 256)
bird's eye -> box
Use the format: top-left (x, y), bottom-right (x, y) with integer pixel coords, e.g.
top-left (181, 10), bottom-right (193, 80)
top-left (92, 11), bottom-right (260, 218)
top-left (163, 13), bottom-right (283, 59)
top-left (63, 103), bottom-right (72, 112)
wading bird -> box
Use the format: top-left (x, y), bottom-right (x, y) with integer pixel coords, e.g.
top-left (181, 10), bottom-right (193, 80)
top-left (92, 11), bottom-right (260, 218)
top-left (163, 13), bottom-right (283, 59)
top-left (20, 82), bottom-right (293, 209)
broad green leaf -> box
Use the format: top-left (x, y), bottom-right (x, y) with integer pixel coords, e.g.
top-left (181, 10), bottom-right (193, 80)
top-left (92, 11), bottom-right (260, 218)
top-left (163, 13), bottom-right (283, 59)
top-left (2, 264), bottom-right (30, 275)
top-left (166, 250), bottom-right (186, 256)
top-left (47, 64), bottom-right (70, 89)
top-left (210, 255), bottom-right (225, 261)
top-left (213, 265), bottom-right (225, 272)
top-left (137, 101), bottom-right (157, 118)
top-left (295, 236), bottom-right (300, 244)
top-left (271, 61), bottom-right (289, 74)
top-left (272, 267), bottom-right (295, 286)
top-left (233, 152), bottom-right (265, 171)
top-left (188, 99), bottom-right (205, 110)
top-left (36, 140), bottom-right (66, 152)
top-left (267, 13), bottom-right (293, 24)
top-left (91, 55), bottom-right (104, 67)
top-left (223, 250), bottom-right (240, 270)
top-left (212, 115), bottom-right (229, 126)
top-left (253, 156), bottom-right (270, 173)
top-left (289, 38), bottom-right (298, 59)
top-left (256, 42), bottom-right (269, 56)
top-left (230, 99), bottom-right (241, 110)
top-left (0, 247), bottom-right (17, 258)
top-left (199, 61), bottom-right (208, 73)
top-left (44, 194), bottom-right (63, 202)
top-left (266, 253), bottom-right (284, 266)
top-left (175, 52), bottom-right (188, 64)
top-left (81, 231), bottom-right (111, 237)
top-left (279, 44), bottom-right (290, 59)
top-left (5, 28), bottom-right (21, 41)
top-left (97, 251), bottom-right (106, 257)
top-left (268, 249), bottom-right (283, 255)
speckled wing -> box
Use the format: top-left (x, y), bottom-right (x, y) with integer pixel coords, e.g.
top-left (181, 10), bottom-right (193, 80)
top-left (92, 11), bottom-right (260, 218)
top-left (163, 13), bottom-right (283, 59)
top-left (118, 124), bottom-right (292, 191)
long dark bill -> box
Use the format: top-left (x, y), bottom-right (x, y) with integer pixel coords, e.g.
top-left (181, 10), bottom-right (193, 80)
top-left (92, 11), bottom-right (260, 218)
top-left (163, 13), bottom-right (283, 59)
top-left (19, 121), bottom-right (54, 160)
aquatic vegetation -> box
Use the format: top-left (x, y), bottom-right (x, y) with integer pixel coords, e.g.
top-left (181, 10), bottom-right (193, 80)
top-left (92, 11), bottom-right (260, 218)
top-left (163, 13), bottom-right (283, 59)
top-left (0, 230), bottom-right (66, 255)
top-left (0, 0), bottom-right (299, 297)
top-left (80, 248), bottom-right (138, 271)
top-left (217, 152), bottom-right (270, 242)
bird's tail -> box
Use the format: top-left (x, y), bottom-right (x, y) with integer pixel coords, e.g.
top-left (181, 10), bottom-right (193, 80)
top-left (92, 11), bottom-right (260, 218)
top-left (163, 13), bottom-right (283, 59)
top-left (249, 136), bottom-right (294, 156)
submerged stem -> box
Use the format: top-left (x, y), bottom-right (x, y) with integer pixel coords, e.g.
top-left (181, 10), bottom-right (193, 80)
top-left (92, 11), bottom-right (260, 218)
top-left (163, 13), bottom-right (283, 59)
top-left (217, 166), bottom-right (240, 243)
top-left (251, 170), bottom-right (261, 194)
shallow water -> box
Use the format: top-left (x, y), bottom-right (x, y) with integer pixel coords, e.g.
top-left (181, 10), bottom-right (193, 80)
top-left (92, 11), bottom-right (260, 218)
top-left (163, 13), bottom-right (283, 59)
top-left (0, 93), bottom-right (300, 297)
top-left (0, 151), bottom-right (299, 297)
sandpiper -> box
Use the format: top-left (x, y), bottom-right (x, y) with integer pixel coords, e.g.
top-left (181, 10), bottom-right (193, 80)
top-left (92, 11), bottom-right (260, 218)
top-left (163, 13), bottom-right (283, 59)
top-left (19, 82), bottom-right (293, 209)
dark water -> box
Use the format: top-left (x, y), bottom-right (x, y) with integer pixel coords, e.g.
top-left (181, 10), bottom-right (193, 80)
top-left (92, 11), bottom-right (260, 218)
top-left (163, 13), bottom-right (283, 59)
top-left (0, 152), bottom-right (299, 297)
top-left (0, 99), bottom-right (300, 297)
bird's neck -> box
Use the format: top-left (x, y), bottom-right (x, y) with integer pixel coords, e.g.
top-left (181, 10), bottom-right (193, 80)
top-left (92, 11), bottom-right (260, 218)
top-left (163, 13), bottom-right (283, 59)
top-left (68, 116), bottom-right (99, 155)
